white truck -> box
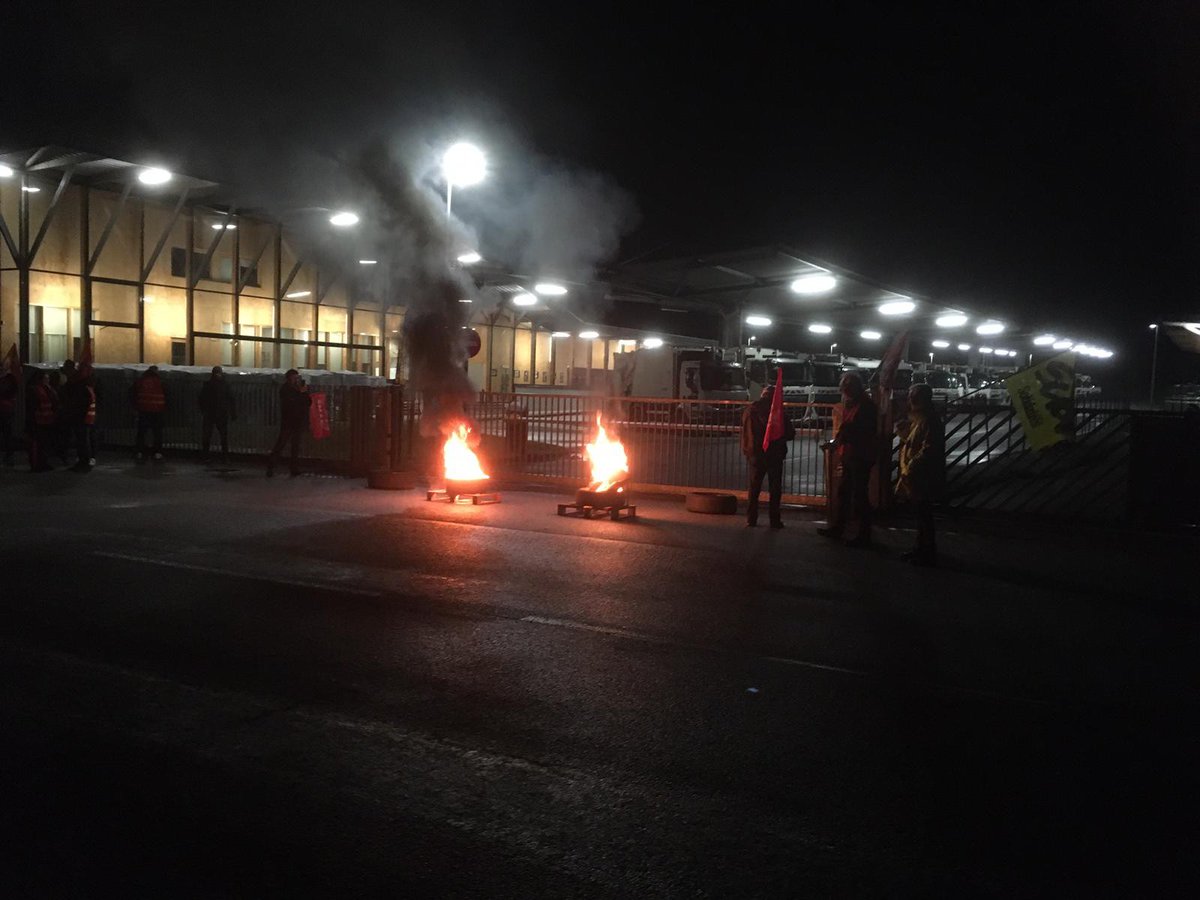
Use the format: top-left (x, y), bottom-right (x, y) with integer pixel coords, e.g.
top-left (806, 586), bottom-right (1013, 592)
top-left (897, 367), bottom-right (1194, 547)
top-left (612, 345), bottom-right (749, 422)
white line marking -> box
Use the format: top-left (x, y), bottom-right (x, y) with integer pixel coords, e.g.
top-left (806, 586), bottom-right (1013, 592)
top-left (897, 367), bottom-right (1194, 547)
top-left (93, 551), bottom-right (384, 598)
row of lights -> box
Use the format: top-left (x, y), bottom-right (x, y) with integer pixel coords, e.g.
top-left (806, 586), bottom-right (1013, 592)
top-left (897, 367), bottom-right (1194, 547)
top-left (746, 312), bottom-right (1006, 335)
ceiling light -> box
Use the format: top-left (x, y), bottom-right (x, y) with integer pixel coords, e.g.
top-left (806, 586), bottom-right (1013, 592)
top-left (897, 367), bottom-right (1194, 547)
top-left (642, 337), bottom-right (664, 349)
top-left (979, 347), bottom-right (994, 354)
top-left (358, 259), bottom-right (377, 265)
top-left (931, 340), bottom-right (950, 348)
top-left (976, 321), bottom-right (1005, 335)
top-left (1052, 340), bottom-right (1073, 350)
top-left (790, 272), bottom-right (837, 295)
top-left (935, 313), bottom-right (969, 328)
top-left (285, 291), bottom-right (311, 299)
top-left (459, 298), bottom-right (473, 303)
top-left (745, 315), bottom-right (772, 327)
top-left (457, 251), bottom-right (482, 264)
top-left (579, 330), bottom-right (600, 340)
top-left (860, 330), bottom-right (882, 340)
top-left (1033, 334), bottom-right (1056, 346)
top-left (137, 167), bottom-right (172, 185)
top-left (211, 222), bottom-right (236, 230)
top-left (534, 282), bottom-right (568, 296)
top-left (957, 343), bottom-right (971, 351)
top-left (442, 141), bottom-right (487, 187)
top-left (0, 164), bottom-right (13, 177)
top-left (551, 331), bottom-right (571, 338)
top-left (807, 323), bottom-right (833, 334)
top-left (1097, 350), bottom-right (1114, 359)
top-left (21, 186), bottom-right (40, 193)
top-left (329, 211), bottom-right (359, 227)
top-left (512, 293), bottom-right (537, 306)
top-left (879, 300), bottom-right (916, 316)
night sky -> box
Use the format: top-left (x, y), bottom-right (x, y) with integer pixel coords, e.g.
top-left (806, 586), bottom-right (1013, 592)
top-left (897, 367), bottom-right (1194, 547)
top-left (6, 1), bottom-right (1198, 389)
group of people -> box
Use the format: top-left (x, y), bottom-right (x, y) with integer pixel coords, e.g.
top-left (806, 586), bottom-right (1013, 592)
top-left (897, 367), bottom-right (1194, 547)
top-left (0, 364), bottom-right (313, 478)
top-left (741, 371), bottom-right (946, 566)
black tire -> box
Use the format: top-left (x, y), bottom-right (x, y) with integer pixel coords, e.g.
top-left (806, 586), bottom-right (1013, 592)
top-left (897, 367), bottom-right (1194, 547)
top-left (685, 491), bottom-right (738, 515)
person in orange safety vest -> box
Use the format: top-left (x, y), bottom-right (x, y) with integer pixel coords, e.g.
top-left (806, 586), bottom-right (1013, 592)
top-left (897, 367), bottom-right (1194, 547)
top-left (27, 370), bottom-right (58, 472)
top-left (130, 365), bottom-right (167, 461)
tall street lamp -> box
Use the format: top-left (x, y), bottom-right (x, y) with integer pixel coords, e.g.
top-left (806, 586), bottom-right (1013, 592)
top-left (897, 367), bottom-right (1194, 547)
top-left (442, 142), bottom-right (487, 217)
top-left (1149, 323), bottom-right (1160, 406)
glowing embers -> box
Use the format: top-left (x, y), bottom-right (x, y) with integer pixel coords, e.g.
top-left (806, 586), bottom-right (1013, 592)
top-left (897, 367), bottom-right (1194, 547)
top-left (558, 413), bottom-right (637, 520)
top-left (426, 423), bottom-right (500, 504)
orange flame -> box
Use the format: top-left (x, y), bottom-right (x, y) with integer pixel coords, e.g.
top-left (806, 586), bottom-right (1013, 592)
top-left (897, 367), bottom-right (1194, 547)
top-left (443, 424), bottom-right (489, 481)
top-left (585, 412), bottom-right (628, 492)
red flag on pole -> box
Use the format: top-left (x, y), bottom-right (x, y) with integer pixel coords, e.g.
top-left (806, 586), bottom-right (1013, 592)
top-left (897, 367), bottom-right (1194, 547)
top-left (877, 330), bottom-right (910, 393)
top-left (762, 367), bottom-right (785, 451)
top-left (2, 343), bottom-right (20, 380)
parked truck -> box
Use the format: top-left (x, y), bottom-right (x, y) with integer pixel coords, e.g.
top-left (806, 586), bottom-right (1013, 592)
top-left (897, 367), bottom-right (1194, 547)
top-left (612, 345), bottom-right (749, 422)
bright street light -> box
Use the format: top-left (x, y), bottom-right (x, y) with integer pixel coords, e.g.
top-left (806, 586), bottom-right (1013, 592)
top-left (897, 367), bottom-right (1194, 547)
top-left (0, 164), bottom-right (13, 178)
top-left (1052, 339), bottom-right (1073, 350)
top-left (860, 330), bottom-right (882, 340)
top-left (976, 321), bottom-right (1005, 335)
top-left (551, 331), bottom-right (571, 338)
top-left (1033, 334), bottom-right (1056, 346)
top-left (931, 340), bottom-right (950, 348)
top-left (329, 211), bottom-right (359, 227)
top-left (358, 259), bottom-right (377, 265)
top-left (790, 273), bottom-right (837, 295)
top-left (745, 315), bottom-right (772, 327)
top-left (138, 167), bottom-right (172, 185)
top-left (211, 223), bottom-right (236, 230)
top-left (979, 347), bottom-right (994, 354)
top-left (579, 330), bottom-right (600, 340)
top-left (534, 282), bottom-right (568, 296)
top-left (935, 313), bottom-right (969, 327)
top-left (442, 142), bottom-right (486, 217)
top-left (512, 293), bottom-right (537, 306)
top-left (879, 300), bottom-right (916, 316)
top-left (957, 343), bottom-right (971, 351)
top-left (643, 337), bottom-right (664, 349)
top-left (807, 323), bottom-right (833, 334)
top-left (457, 251), bottom-right (482, 264)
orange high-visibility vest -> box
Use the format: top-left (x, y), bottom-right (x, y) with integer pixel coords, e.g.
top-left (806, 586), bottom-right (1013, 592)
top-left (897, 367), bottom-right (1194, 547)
top-left (34, 384), bottom-right (56, 425)
top-left (135, 376), bottom-right (165, 413)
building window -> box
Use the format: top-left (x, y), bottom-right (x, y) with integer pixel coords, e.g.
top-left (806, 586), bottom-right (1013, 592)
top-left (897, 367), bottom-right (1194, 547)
top-left (170, 248), bottom-right (259, 286)
top-left (171, 340), bottom-right (186, 366)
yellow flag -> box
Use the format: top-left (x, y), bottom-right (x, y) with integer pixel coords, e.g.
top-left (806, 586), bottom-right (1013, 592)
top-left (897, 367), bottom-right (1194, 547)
top-left (1005, 352), bottom-right (1076, 450)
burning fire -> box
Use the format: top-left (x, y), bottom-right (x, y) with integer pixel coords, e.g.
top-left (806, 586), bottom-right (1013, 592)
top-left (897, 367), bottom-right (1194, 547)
top-left (443, 424), bottom-right (489, 481)
top-left (585, 413), bottom-right (628, 492)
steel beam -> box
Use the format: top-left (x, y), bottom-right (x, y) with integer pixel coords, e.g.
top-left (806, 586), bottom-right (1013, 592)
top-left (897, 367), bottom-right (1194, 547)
top-left (86, 180), bottom-right (134, 275)
top-left (140, 187), bottom-right (190, 282)
top-left (188, 209), bottom-right (233, 289)
top-left (28, 167), bottom-right (74, 264)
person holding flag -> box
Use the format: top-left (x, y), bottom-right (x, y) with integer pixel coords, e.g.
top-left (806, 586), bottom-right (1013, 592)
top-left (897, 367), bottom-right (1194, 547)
top-left (740, 367), bottom-right (795, 528)
top-left (818, 371), bottom-right (879, 547)
top-left (0, 344), bottom-right (20, 467)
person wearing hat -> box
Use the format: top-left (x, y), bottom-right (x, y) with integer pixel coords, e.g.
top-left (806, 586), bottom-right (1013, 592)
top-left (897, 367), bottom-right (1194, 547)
top-left (267, 369), bottom-right (311, 478)
top-left (198, 366), bottom-right (237, 463)
top-left (740, 382), bottom-right (794, 528)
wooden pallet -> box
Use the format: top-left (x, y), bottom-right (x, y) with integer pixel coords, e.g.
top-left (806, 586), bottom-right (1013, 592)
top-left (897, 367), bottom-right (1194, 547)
top-left (426, 490), bottom-right (502, 505)
top-left (556, 502), bottom-right (638, 521)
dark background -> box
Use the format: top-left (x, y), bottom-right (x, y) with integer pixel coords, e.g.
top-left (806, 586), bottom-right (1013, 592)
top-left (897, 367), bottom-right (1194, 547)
top-left (5, 1), bottom-right (1198, 393)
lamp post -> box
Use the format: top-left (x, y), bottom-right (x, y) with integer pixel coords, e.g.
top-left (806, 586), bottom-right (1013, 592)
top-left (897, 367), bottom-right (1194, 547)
top-left (1149, 323), bottom-right (1160, 406)
top-left (442, 142), bottom-right (486, 218)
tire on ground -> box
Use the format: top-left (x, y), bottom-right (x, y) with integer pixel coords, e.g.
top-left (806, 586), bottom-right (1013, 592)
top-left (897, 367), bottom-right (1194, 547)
top-left (685, 491), bottom-right (738, 515)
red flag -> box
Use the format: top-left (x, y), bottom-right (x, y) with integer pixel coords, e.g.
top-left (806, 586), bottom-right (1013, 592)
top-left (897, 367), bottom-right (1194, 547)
top-left (762, 367), bottom-right (785, 451)
top-left (2, 343), bottom-right (20, 380)
top-left (309, 391), bottom-right (331, 440)
top-left (877, 330), bottom-right (910, 393)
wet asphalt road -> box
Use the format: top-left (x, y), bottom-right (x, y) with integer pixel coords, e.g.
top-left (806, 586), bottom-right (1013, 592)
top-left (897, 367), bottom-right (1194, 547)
top-left (1, 462), bottom-right (1197, 897)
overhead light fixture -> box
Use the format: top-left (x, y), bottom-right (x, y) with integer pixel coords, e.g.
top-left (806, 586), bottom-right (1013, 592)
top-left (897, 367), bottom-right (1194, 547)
top-left (957, 343), bottom-right (972, 351)
top-left (457, 251), bottom-right (482, 264)
top-left (807, 323), bottom-right (833, 334)
top-left (790, 272), bottom-right (837, 295)
top-left (141, 295), bottom-right (155, 304)
top-left (551, 331), bottom-right (571, 338)
top-left (860, 330), bottom-right (882, 340)
top-left (935, 313), bottom-right (969, 328)
top-left (137, 167), bottom-right (172, 185)
top-left (534, 282), bottom-right (568, 296)
top-left (979, 347), bottom-right (994, 354)
top-left (1033, 334), bottom-right (1056, 346)
top-left (21, 186), bottom-right (40, 193)
top-left (284, 291), bottom-right (311, 299)
top-left (459, 298), bottom-right (473, 303)
top-left (745, 315), bottom-right (772, 327)
top-left (976, 321), bottom-right (1005, 335)
top-left (358, 259), bottom-right (377, 265)
top-left (442, 141), bottom-right (487, 187)
top-left (512, 293), bottom-right (537, 306)
top-left (931, 340), bottom-right (950, 349)
top-left (579, 330), bottom-right (600, 340)
top-left (211, 222), bottom-right (236, 230)
top-left (0, 164), bottom-right (13, 178)
top-left (329, 211), bottom-right (359, 227)
top-left (1097, 349), bottom-right (1114, 359)
top-left (642, 337), bottom-right (664, 349)
top-left (879, 300), bottom-right (916, 316)
top-left (1052, 339), bottom-right (1073, 350)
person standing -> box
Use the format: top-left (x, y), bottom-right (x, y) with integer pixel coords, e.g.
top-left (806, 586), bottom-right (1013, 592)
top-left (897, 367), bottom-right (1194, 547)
top-left (198, 366), bottom-right (237, 463)
top-left (818, 372), bottom-right (879, 547)
top-left (267, 369), bottom-right (311, 478)
top-left (0, 366), bottom-right (17, 467)
top-left (62, 368), bottom-right (98, 472)
top-left (130, 365), bottom-right (167, 460)
top-left (27, 370), bottom-right (58, 472)
top-left (897, 383), bottom-right (946, 566)
top-left (740, 383), bottom-right (794, 528)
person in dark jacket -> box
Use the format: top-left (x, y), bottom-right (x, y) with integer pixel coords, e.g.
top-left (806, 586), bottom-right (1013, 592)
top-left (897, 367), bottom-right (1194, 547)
top-left (740, 384), bottom-right (795, 528)
top-left (198, 366), bottom-right (237, 462)
top-left (130, 365), bottom-right (167, 460)
top-left (0, 369), bottom-right (17, 466)
top-left (61, 369), bottom-right (98, 472)
top-left (818, 372), bottom-right (879, 547)
top-left (267, 369), bottom-right (311, 478)
top-left (897, 383), bottom-right (946, 566)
